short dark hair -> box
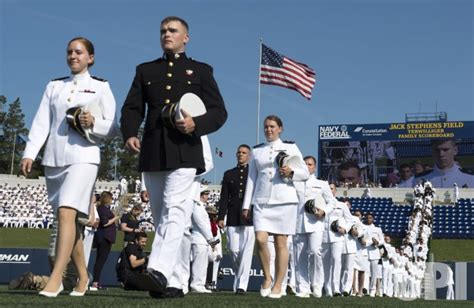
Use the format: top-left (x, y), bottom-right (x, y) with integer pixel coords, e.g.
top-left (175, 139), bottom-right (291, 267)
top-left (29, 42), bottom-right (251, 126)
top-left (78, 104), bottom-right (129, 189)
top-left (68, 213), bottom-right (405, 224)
top-left (399, 163), bottom-right (411, 170)
top-left (135, 232), bottom-right (147, 241)
top-left (338, 160), bottom-right (360, 175)
top-left (161, 16), bottom-right (189, 32)
top-left (303, 155), bottom-right (317, 165)
top-left (238, 144), bottom-right (251, 151)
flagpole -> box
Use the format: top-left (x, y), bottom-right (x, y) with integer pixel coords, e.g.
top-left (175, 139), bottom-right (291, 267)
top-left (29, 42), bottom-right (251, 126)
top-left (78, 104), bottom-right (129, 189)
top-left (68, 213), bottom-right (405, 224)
top-left (256, 38), bottom-right (263, 144)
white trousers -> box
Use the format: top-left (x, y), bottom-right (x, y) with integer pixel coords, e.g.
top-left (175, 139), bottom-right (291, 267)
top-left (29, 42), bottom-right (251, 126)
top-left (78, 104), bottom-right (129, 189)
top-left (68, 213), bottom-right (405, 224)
top-left (341, 253), bottom-right (356, 293)
top-left (382, 267), bottom-right (393, 296)
top-left (168, 230), bottom-right (192, 290)
top-left (369, 259), bottom-right (380, 294)
top-left (190, 243), bottom-right (210, 289)
top-left (446, 284), bottom-right (454, 300)
top-left (144, 168), bottom-right (196, 279)
top-left (322, 241), bottom-right (344, 295)
top-left (226, 226), bottom-right (255, 292)
top-left (294, 232), bottom-right (323, 293)
top-left (268, 237), bottom-right (294, 290)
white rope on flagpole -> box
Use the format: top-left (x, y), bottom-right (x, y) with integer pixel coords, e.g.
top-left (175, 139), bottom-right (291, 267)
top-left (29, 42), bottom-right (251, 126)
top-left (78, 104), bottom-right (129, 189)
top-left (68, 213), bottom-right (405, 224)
top-left (257, 38), bottom-right (263, 144)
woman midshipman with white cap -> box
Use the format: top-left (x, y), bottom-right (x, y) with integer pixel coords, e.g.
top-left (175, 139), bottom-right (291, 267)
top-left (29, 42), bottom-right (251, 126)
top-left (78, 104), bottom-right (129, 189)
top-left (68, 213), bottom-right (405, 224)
top-left (20, 37), bottom-right (117, 297)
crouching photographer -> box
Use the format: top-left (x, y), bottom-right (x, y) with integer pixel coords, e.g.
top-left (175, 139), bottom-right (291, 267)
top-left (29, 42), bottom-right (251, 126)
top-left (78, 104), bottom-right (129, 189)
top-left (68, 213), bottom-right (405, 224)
top-left (116, 232), bottom-right (150, 291)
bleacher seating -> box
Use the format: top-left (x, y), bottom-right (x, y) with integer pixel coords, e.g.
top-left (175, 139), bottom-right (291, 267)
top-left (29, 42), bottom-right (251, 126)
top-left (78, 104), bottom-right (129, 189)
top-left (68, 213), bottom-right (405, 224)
top-left (345, 197), bottom-right (473, 239)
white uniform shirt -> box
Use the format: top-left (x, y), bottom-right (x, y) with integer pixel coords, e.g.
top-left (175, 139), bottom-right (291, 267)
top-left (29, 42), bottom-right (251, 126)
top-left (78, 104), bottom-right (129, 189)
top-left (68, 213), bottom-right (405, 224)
top-left (419, 165), bottom-right (474, 188)
top-left (242, 138), bottom-right (309, 209)
top-left (23, 71), bottom-right (117, 166)
top-left (322, 201), bottom-right (354, 244)
top-left (365, 223), bottom-right (384, 260)
top-left (294, 175), bottom-right (334, 234)
top-left (191, 201), bottom-right (213, 245)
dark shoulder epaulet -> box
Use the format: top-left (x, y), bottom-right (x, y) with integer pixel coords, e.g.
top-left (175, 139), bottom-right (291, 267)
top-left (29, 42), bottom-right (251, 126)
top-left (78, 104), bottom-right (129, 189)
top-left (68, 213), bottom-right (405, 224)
top-left (51, 76), bottom-right (68, 81)
top-left (91, 76), bottom-right (107, 82)
top-left (283, 140), bottom-right (295, 144)
top-left (253, 143), bottom-right (264, 148)
top-left (415, 170), bottom-right (431, 178)
top-left (460, 168), bottom-right (474, 175)
top-left (139, 58), bottom-right (162, 67)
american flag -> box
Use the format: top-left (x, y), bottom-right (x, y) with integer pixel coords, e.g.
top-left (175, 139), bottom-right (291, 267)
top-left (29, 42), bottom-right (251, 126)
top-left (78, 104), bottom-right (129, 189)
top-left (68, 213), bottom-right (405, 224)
top-left (260, 44), bottom-right (316, 100)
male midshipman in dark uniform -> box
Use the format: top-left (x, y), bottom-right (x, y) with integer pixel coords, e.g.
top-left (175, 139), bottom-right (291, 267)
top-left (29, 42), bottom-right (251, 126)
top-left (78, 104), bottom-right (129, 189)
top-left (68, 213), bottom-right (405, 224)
top-left (218, 144), bottom-right (255, 295)
top-left (120, 16), bottom-right (227, 297)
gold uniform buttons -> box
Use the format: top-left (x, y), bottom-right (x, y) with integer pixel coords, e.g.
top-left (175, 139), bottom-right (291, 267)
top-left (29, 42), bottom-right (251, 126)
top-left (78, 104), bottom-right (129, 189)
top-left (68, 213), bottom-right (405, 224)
top-left (147, 81), bottom-right (151, 85)
top-left (165, 99), bottom-right (170, 104)
top-left (166, 85), bottom-right (171, 90)
top-left (187, 81), bottom-right (191, 85)
top-left (67, 98), bottom-right (71, 102)
top-left (73, 81), bottom-right (77, 85)
top-left (70, 90), bottom-right (74, 93)
top-left (167, 73), bottom-right (172, 78)
top-left (174, 53), bottom-right (180, 59)
top-left (168, 62), bottom-right (174, 67)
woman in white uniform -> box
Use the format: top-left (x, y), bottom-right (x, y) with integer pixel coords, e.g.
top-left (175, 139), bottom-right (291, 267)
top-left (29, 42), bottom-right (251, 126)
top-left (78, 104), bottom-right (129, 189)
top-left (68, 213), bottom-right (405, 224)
top-left (20, 37), bottom-right (116, 297)
top-left (242, 115), bottom-right (309, 298)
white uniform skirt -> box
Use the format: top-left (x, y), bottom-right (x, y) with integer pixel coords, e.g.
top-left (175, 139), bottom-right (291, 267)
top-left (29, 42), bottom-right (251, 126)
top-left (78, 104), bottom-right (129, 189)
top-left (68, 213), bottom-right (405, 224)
top-left (354, 253), bottom-right (369, 272)
top-left (253, 202), bottom-right (297, 235)
top-left (44, 163), bottom-right (98, 215)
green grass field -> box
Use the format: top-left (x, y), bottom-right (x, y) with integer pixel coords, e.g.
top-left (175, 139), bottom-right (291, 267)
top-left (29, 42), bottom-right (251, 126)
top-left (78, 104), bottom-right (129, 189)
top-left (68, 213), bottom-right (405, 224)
top-left (0, 286), bottom-right (472, 307)
top-left (1, 228), bottom-right (473, 261)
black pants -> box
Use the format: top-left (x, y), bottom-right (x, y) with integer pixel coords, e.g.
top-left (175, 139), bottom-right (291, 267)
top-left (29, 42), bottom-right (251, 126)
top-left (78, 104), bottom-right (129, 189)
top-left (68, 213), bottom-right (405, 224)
top-left (123, 272), bottom-right (150, 291)
top-left (93, 240), bottom-right (112, 283)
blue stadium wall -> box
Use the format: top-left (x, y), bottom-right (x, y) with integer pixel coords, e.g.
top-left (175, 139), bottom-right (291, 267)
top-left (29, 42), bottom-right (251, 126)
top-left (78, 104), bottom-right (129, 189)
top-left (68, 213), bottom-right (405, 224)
top-left (0, 248), bottom-right (473, 300)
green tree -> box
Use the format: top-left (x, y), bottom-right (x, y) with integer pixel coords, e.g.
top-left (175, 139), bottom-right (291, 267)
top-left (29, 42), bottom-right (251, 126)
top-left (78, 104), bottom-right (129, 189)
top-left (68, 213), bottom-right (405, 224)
top-left (0, 97), bottom-right (29, 174)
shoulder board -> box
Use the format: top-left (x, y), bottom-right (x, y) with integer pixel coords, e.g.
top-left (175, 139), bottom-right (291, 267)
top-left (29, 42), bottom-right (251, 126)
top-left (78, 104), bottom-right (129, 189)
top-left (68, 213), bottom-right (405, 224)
top-left (253, 143), bottom-right (264, 148)
top-left (51, 76), bottom-right (68, 81)
top-left (283, 140), bottom-right (295, 144)
top-left (190, 58), bottom-right (213, 70)
top-left (460, 168), bottom-right (474, 175)
top-left (415, 170), bottom-right (431, 178)
top-left (91, 76), bottom-right (107, 82)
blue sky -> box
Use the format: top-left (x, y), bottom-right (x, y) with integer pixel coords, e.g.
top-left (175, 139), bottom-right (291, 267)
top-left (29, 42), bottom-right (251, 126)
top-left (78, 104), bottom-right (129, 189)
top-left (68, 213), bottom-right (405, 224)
top-left (1, 0), bottom-right (473, 183)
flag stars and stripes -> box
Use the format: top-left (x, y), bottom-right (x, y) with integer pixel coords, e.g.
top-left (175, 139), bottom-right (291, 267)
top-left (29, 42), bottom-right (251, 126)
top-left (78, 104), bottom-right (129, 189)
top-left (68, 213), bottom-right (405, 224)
top-left (260, 44), bottom-right (316, 100)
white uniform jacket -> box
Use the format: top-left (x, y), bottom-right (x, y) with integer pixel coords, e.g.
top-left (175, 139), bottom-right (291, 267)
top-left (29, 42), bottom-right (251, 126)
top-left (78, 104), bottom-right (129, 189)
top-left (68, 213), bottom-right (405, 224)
top-left (322, 201), bottom-right (354, 244)
top-left (23, 71), bottom-right (117, 166)
top-left (294, 175), bottom-right (334, 234)
top-left (418, 164), bottom-right (474, 188)
top-left (191, 201), bottom-right (213, 245)
top-left (381, 243), bottom-right (396, 268)
top-left (342, 215), bottom-right (363, 254)
top-left (355, 220), bottom-right (370, 257)
top-left (366, 223), bottom-right (385, 260)
top-left (242, 139), bottom-right (309, 209)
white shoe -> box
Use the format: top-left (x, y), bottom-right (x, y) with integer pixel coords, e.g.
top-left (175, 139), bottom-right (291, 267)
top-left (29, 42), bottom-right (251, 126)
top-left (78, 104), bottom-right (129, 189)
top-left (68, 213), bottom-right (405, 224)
top-left (296, 292), bottom-right (310, 298)
top-left (39, 283), bottom-right (64, 298)
top-left (191, 286), bottom-right (212, 293)
top-left (260, 285), bottom-right (272, 297)
top-left (312, 286), bottom-right (322, 298)
top-left (268, 292), bottom-right (282, 299)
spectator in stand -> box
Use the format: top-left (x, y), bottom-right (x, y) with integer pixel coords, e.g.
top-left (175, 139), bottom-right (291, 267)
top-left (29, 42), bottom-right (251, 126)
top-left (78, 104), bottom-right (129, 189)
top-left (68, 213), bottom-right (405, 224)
top-left (338, 160), bottom-right (362, 187)
top-left (120, 203), bottom-right (143, 247)
top-left (91, 191), bottom-right (119, 291)
top-left (398, 164), bottom-right (415, 188)
top-left (417, 139), bottom-right (474, 188)
top-left (412, 160), bottom-right (425, 177)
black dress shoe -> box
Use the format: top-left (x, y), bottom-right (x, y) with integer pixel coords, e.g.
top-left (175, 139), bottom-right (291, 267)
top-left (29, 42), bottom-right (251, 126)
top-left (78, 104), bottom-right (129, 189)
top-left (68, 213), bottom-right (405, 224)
top-left (144, 270), bottom-right (167, 294)
top-left (166, 287), bottom-right (185, 298)
top-left (150, 287), bottom-right (185, 299)
top-left (333, 292), bottom-right (341, 297)
top-left (342, 291), bottom-right (349, 297)
top-left (236, 289), bottom-right (246, 295)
